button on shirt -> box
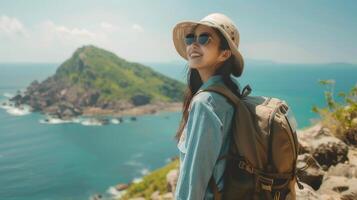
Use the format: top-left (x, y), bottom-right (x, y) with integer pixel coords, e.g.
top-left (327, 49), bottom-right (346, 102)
top-left (175, 75), bottom-right (235, 200)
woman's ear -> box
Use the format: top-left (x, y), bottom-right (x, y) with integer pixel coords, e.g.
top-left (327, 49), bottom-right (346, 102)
top-left (218, 50), bottom-right (232, 62)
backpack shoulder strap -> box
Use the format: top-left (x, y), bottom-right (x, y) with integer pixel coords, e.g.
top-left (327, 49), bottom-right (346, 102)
top-left (196, 83), bottom-right (240, 106)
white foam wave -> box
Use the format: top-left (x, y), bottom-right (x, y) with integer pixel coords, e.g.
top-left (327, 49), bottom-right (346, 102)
top-left (0, 102), bottom-right (32, 116)
top-left (140, 168), bottom-right (150, 176)
top-left (81, 119), bottom-right (104, 126)
top-left (165, 157), bottom-right (172, 163)
top-left (3, 92), bottom-right (14, 98)
top-left (124, 160), bottom-right (143, 167)
top-left (106, 186), bottom-right (127, 199)
top-left (110, 118), bottom-right (121, 124)
top-left (39, 117), bottom-right (80, 124)
top-left (1, 101), bottom-right (123, 127)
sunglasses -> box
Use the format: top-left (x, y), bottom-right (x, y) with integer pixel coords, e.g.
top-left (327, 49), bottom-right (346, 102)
top-left (184, 32), bottom-right (211, 46)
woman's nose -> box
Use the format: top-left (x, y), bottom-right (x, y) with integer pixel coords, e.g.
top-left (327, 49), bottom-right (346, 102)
top-left (189, 42), bottom-right (200, 49)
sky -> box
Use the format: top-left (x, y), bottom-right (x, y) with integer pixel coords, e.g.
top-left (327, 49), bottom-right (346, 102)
top-left (0, 0), bottom-right (356, 64)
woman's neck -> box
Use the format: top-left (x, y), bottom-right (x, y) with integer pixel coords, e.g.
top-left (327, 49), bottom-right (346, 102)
top-left (198, 69), bottom-right (216, 83)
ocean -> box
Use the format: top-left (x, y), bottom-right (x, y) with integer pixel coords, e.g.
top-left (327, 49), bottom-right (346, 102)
top-left (0, 61), bottom-right (356, 200)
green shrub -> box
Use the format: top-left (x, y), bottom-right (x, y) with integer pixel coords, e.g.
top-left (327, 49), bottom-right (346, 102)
top-left (312, 79), bottom-right (357, 145)
top-left (119, 158), bottom-right (179, 200)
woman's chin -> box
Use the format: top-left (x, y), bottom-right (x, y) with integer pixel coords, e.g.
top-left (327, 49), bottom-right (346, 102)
top-left (188, 61), bottom-right (203, 69)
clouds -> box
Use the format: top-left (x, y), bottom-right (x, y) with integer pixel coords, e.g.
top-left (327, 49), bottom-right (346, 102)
top-left (0, 15), bottom-right (28, 37)
top-left (0, 15), bottom-right (168, 63)
top-left (1, 10), bottom-right (355, 64)
top-left (46, 21), bottom-right (96, 39)
top-left (131, 24), bottom-right (144, 32)
top-left (100, 22), bottom-right (119, 32)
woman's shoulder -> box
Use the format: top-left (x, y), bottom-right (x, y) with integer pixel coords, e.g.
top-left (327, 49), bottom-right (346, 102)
top-left (190, 90), bottom-right (234, 113)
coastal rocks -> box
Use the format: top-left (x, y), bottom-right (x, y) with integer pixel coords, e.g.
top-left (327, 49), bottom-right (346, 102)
top-left (318, 176), bottom-right (357, 199)
top-left (166, 169), bottom-right (178, 193)
top-left (99, 100), bottom-right (133, 110)
top-left (312, 141), bottom-right (349, 170)
top-left (344, 125), bottom-right (357, 146)
top-left (42, 101), bottom-right (83, 119)
top-left (116, 183), bottom-right (129, 191)
top-left (78, 90), bottom-right (100, 107)
top-left (297, 153), bottom-right (325, 190)
top-left (131, 94), bottom-right (151, 106)
top-left (9, 94), bottom-right (22, 104)
top-left (348, 147), bottom-right (357, 166)
top-left (297, 123), bottom-right (349, 169)
top-left (326, 163), bottom-right (357, 179)
top-left (295, 123), bottom-right (357, 199)
top-left (295, 182), bottom-right (320, 200)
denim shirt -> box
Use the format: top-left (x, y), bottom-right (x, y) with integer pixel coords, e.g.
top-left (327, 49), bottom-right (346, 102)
top-left (175, 75), bottom-right (235, 200)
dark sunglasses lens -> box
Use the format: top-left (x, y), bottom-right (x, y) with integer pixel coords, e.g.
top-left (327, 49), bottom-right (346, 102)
top-left (184, 34), bottom-right (195, 45)
top-left (198, 34), bottom-right (209, 45)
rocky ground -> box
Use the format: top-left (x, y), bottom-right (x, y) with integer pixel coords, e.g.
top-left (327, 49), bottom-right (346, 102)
top-left (295, 123), bottom-right (357, 200)
top-left (114, 122), bottom-right (357, 200)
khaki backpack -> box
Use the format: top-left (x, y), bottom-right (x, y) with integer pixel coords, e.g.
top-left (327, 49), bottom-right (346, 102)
top-left (195, 83), bottom-right (303, 200)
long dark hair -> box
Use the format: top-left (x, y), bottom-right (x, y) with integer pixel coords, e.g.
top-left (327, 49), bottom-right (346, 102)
top-left (174, 26), bottom-right (243, 143)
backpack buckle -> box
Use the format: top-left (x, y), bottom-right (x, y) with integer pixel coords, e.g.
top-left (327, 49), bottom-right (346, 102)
top-left (258, 175), bottom-right (274, 192)
top-left (238, 160), bottom-right (254, 174)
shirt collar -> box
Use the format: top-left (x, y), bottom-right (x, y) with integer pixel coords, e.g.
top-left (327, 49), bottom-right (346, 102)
top-left (198, 75), bottom-right (224, 91)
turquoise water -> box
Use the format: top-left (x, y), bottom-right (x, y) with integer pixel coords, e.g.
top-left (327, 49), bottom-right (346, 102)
top-left (148, 61), bottom-right (357, 128)
top-left (0, 62), bottom-right (356, 200)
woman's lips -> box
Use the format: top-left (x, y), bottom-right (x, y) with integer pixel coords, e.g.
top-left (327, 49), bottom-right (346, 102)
top-left (189, 52), bottom-right (202, 58)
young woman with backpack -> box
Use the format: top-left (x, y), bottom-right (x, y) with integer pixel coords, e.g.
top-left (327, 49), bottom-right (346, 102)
top-left (172, 12), bottom-right (302, 200)
top-left (172, 13), bottom-right (244, 200)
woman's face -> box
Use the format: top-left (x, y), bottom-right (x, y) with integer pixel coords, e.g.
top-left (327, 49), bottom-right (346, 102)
top-left (185, 25), bottom-right (227, 72)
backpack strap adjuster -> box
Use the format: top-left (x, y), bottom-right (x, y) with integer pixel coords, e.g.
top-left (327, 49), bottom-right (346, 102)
top-left (258, 175), bottom-right (274, 191)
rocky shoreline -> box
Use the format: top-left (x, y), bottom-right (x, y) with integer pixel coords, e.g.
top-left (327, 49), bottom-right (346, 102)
top-left (5, 79), bottom-right (183, 120)
top-left (81, 102), bottom-right (183, 117)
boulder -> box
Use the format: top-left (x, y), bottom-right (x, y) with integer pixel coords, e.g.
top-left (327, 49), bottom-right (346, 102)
top-left (150, 190), bottom-right (160, 200)
top-left (166, 169), bottom-right (179, 193)
top-left (131, 94), bottom-right (151, 106)
top-left (297, 123), bottom-right (349, 170)
top-left (160, 192), bottom-right (174, 200)
top-left (295, 182), bottom-right (320, 200)
top-left (312, 141), bottom-right (349, 170)
top-left (115, 183), bottom-right (129, 191)
top-left (317, 176), bottom-right (357, 199)
top-left (297, 154), bottom-right (325, 190)
top-left (326, 163), bottom-right (357, 179)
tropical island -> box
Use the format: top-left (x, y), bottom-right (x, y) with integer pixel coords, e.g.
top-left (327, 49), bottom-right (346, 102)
top-left (7, 45), bottom-right (185, 119)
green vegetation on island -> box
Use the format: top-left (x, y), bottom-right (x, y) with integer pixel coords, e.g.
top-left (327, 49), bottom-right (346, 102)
top-left (55, 45), bottom-right (185, 103)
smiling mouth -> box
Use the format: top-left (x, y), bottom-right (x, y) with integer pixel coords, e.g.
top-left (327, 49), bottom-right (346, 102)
top-left (190, 53), bottom-right (202, 59)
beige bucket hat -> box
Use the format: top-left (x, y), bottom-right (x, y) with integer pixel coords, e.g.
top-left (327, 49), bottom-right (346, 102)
top-left (172, 13), bottom-right (244, 77)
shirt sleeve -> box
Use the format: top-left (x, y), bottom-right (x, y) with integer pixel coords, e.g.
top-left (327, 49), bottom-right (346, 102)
top-left (175, 97), bottom-right (224, 200)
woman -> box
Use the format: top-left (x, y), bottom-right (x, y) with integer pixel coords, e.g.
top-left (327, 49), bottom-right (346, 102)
top-left (172, 13), bottom-right (245, 200)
